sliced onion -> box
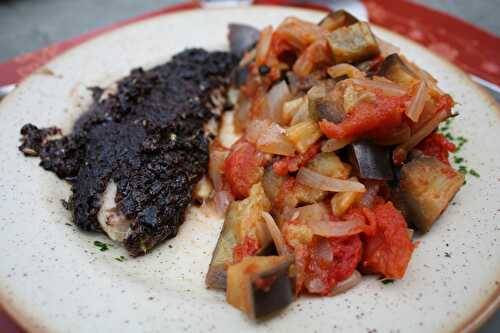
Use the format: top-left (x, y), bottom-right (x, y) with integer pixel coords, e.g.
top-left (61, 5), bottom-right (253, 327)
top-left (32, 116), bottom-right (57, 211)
top-left (316, 238), bottom-right (333, 262)
top-left (262, 212), bottom-right (289, 256)
top-left (265, 81), bottom-right (291, 123)
top-left (245, 119), bottom-right (271, 144)
top-left (282, 96), bottom-right (307, 125)
top-left (208, 144), bottom-right (229, 191)
top-left (296, 167), bottom-right (366, 193)
top-left (376, 37), bottom-right (400, 57)
top-left (256, 26), bottom-right (273, 65)
top-left (330, 270), bottom-right (362, 296)
top-left (256, 123), bottom-right (295, 156)
top-left (239, 48), bottom-right (256, 67)
top-left (321, 138), bottom-right (351, 152)
top-left (327, 64), bottom-right (365, 79)
top-left (234, 98), bottom-right (251, 130)
top-left (306, 277), bottom-right (327, 294)
top-left (393, 110), bottom-right (449, 164)
top-left (358, 183), bottom-right (380, 208)
top-left (290, 96), bottom-right (311, 125)
top-left (406, 81), bottom-right (428, 122)
top-left (351, 78), bottom-right (407, 96)
top-left (214, 190), bottom-right (233, 217)
top-left (308, 219), bottom-right (366, 237)
top-left (404, 57), bottom-right (444, 95)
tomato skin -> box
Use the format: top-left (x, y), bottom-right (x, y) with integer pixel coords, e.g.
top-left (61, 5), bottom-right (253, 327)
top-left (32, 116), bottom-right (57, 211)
top-left (304, 235), bottom-right (363, 295)
top-left (274, 177), bottom-right (297, 211)
top-left (416, 132), bottom-right (456, 164)
top-left (319, 94), bottom-right (409, 140)
top-left (361, 202), bottom-right (414, 279)
top-left (327, 236), bottom-right (363, 283)
top-left (224, 140), bottom-right (263, 199)
top-left (233, 236), bottom-right (259, 263)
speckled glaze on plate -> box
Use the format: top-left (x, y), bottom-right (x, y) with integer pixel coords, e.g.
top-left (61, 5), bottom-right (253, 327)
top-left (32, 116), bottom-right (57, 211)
top-left (0, 6), bottom-right (498, 333)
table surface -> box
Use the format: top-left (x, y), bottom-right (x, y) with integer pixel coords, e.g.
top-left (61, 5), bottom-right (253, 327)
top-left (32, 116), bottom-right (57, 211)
top-left (0, 0), bottom-right (498, 332)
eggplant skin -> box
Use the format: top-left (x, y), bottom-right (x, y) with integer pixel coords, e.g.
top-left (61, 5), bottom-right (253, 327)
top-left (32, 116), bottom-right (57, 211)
top-left (228, 23), bottom-right (260, 58)
top-left (226, 256), bottom-right (294, 319)
top-left (251, 257), bottom-right (294, 319)
top-left (326, 22), bottom-right (380, 64)
top-left (376, 54), bottom-right (417, 86)
top-left (391, 155), bottom-right (464, 232)
top-left (349, 141), bottom-right (394, 180)
top-left (319, 10), bottom-right (359, 31)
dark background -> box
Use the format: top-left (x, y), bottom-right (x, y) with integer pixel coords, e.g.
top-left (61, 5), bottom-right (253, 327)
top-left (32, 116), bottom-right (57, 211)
top-left (0, 0), bottom-right (498, 332)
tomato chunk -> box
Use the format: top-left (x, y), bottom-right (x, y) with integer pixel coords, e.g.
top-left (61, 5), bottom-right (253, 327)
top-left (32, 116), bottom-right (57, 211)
top-left (416, 132), bottom-right (456, 164)
top-left (304, 235), bottom-right (363, 295)
top-left (224, 140), bottom-right (263, 199)
top-left (233, 236), bottom-right (259, 263)
top-left (361, 202), bottom-right (414, 279)
top-left (272, 143), bottom-right (320, 176)
top-left (319, 94), bottom-right (409, 140)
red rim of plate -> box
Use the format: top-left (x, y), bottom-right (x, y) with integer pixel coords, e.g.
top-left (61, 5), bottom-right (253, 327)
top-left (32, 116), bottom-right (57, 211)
top-left (1, 1), bottom-right (499, 332)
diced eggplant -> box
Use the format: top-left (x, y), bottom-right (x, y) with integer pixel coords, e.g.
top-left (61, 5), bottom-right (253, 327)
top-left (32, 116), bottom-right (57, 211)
top-left (206, 183), bottom-right (272, 289)
top-left (231, 64), bottom-right (250, 88)
top-left (262, 166), bottom-right (287, 202)
top-left (348, 141), bottom-right (394, 180)
top-left (294, 182), bottom-right (326, 204)
top-left (205, 208), bottom-right (239, 289)
top-left (356, 58), bottom-right (382, 73)
top-left (331, 190), bottom-right (362, 216)
top-left (306, 152), bottom-right (352, 179)
top-left (315, 98), bottom-right (345, 124)
top-left (391, 155), bottom-right (464, 232)
top-left (319, 10), bottom-right (359, 31)
top-left (327, 22), bottom-right (380, 64)
top-left (285, 120), bottom-right (323, 154)
top-left (227, 256), bottom-right (294, 319)
top-left (228, 23), bottom-right (260, 58)
top-left (282, 96), bottom-right (307, 125)
top-left (286, 71), bottom-right (325, 95)
top-left (307, 83), bottom-right (345, 123)
top-left (376, 53), bottom-right (417, 86)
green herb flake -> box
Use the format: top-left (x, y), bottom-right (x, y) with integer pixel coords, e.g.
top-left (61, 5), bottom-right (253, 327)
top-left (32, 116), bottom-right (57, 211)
top-left (458, 165), bottom-right (468, 174)
top-left (94, 240), bottom-right (111, 252)
top-left (469, 169), bottom-right (480, 178)
top-left (453, 156), bottom-right (464, 164)
top-left (382, 279), bottom-right (395, 285)
top-left (444, 133), bottom-right (455, 141)
top-left (115, 256), bottom-right (126, 262)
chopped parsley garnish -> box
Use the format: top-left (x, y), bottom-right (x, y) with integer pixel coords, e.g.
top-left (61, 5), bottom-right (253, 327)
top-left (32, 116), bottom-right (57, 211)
top-left (381, 279), bottom-right (394, 285)
top-left (438, 119), bottom-right (478, 183)
top-left (94, 240), bottom-right (112, 252)
top-left (469, 169), bottom-right (480, 177)
top-left (115, 256), bottom-right (126, 262)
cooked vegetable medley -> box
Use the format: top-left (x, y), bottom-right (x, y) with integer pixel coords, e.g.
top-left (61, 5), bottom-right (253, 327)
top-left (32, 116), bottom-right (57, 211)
top-left (206, 10), bottom-right (464, 319)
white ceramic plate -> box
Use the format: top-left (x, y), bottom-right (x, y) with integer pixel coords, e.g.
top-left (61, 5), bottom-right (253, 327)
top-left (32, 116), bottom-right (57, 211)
top-left (0, 6), bottom-right (498, 333)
